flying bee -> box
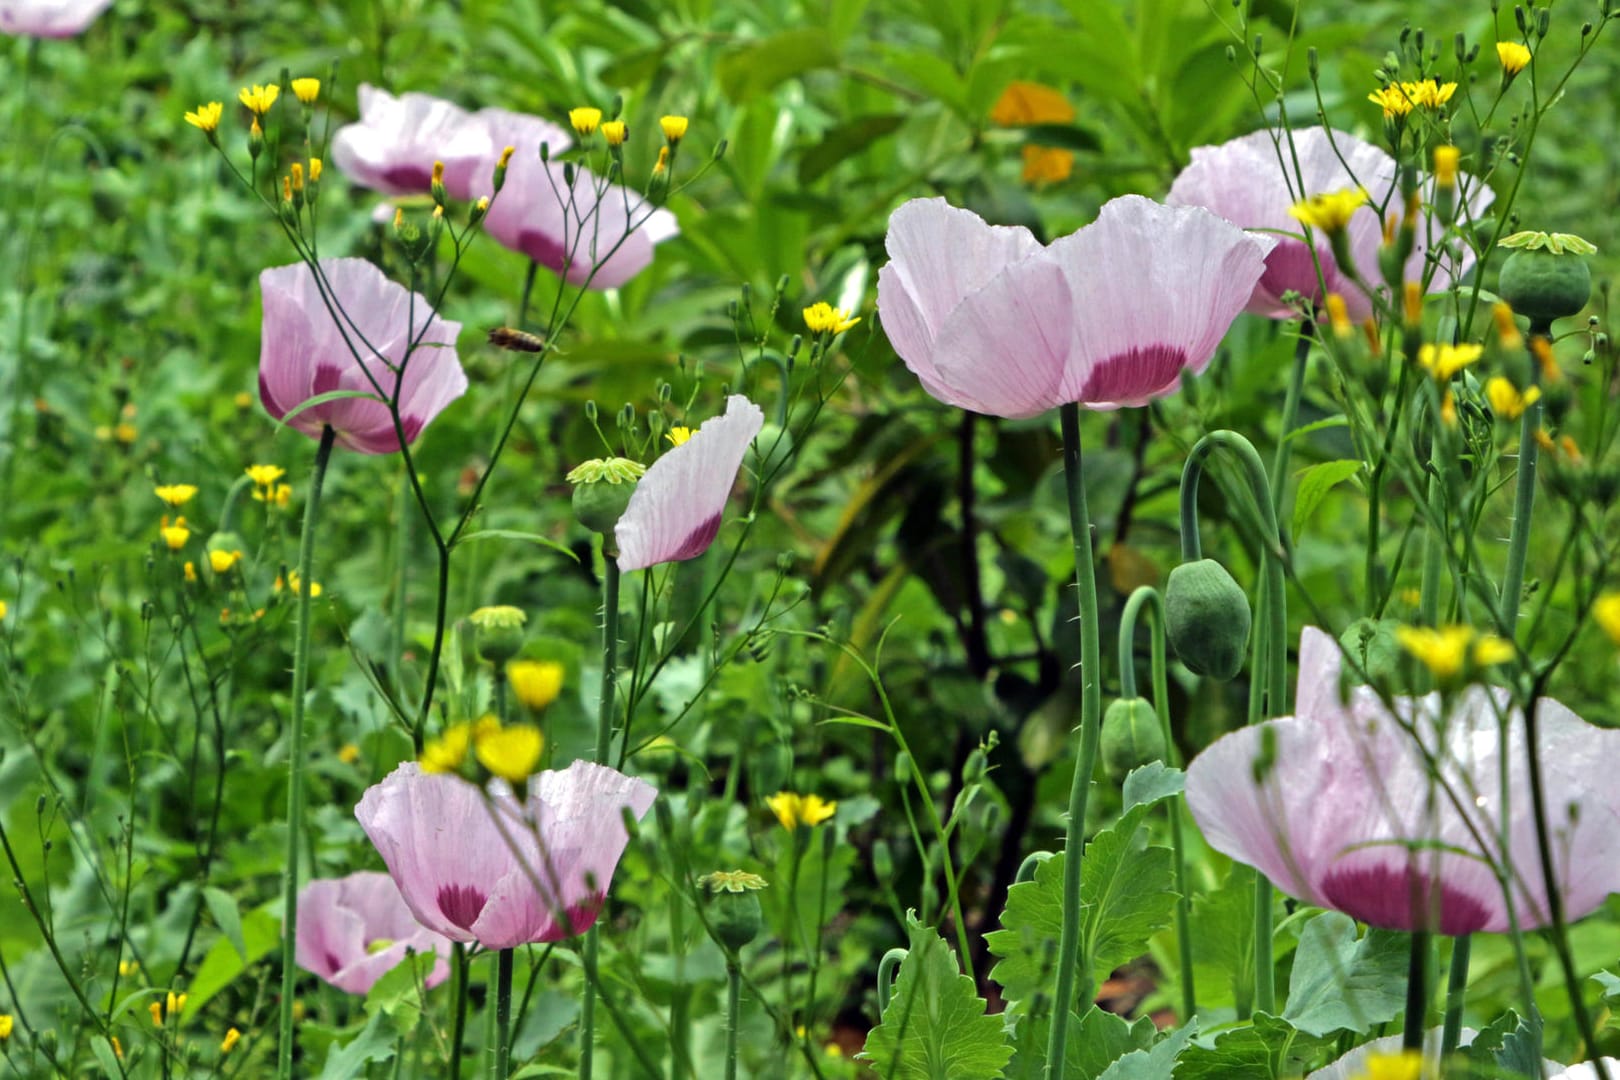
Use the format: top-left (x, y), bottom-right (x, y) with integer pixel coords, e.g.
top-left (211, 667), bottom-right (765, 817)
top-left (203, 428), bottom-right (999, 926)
top-left (487, 326), bottom-right (546, 353)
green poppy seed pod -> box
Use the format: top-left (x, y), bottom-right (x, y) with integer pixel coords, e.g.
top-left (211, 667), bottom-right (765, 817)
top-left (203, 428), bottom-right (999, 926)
top-left (1499, 249), bottom-right (1592, 324)
top-left (470, 606), bottom-right (527, 664)
top-left (1164, 559), bottom-right (1252, 680)
top-left (572, 479), bottom-right (637, 535)
top-left (1101, 698), bottom-right (1166, 780)
top-left (709, 890), bottom-right (763, 952)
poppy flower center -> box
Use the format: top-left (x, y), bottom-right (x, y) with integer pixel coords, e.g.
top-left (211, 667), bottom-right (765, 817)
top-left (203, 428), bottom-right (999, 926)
top-left (436, 883), bottom-right (489, 931)
top-left (1319, 861), bottom-right (1493, 935)
top-left (1079, 344), bottom-right (1190, 403)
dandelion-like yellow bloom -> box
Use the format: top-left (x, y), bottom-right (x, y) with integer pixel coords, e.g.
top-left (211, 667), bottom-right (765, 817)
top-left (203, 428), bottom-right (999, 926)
top-left (338, 743), bottom-right (361, 764)
top-left (569, 107), bottom-right (603, 135)
top-left (421, 722), bottom-right (474, 773)
top-left (1368, 85), bottom-right (1416, 119)
top-left (1485, 377), bottom-right (1541, 421)
top-left (238, 83), bottom-right (280, 116)
top-left (474, 722), bottom-right (545, 782)
top-left (1395, 624), bottom-right (1514, 682)
top-left (601, 120), bottom-right (628, 146)
top-left (290, 162), bottom-right (305, 192)
top-left (508, 659), bottom-right (564, 710)
top-left (1352, 1050), bottom-right (1424, 1080)
top-left (183, 561), bottom-right (197, 583)
top-left (0, 1013), bottom-right (12, 1039)
top-left (1407, 80), bottom-right (1457, 109)
top-left (154, 483), bottom-right (198, 507)
top-left (1021, 145), bottom-right (1074, 186)
top-left (209, 549), bottom-right (243, 575)
top-left (1433, 144), bottom-right (1459, 189)
top-left (247, 463), bottom-right (287, 488)
top-left (1415, 342), bottom-right (1484, 381)
top-left (160, 516), bottom-right (190, 551)
top-left (167, 991), bottom-right (187, 1016)
top-left (115, 422), bottom-right (138, 444)
top-left (221, 1027), bottom-right (242, 1054)
top-left (660, 115), bottom-right (689, 141)
top-left (149, 1001), bottom-right (165, 1027)
top-left (309, 157), bottom-right (322, 183)
top-left (666, 426), bottom-right (693, 446)
top-left (1493, 301), bottom-right (1524, 350)
top-left (766, 791), bottom-right (838, 831)
top-left (1497, 41), bottom-right (1531, 76)
top-left (803, 301), bottom-right (862, 334)
top-left (184, 102), bottom-right (223, 133)
top-left (1324, 293), bottom-right (1352, 339)
top-left (1288, 188), bottom-right (1368, 233)
top-left (291, 77), bottom-right (320, 105)
top-left (1593, 594), bottom-right (1620, 646)
top-left (285, 571), bottom-right (320, 597)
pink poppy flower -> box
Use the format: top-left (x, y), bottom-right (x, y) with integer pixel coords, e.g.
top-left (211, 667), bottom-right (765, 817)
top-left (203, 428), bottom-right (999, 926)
top-left (472, 158), bottom-right (678, 289)
top-left (440, 106), bottom-right (572, 200)
top-left (1186, 626), bottom-right (1620, 936)
top-left (355, 760), bottom-right (657, 949)
top-left (295, 871), bottom-right (453, 994)
top-left (0, 0), bottom-right (113, 36)
top-left (330, 85), bottom-right (475, 197)
top-left (258, 258), bottom-right (467, 454)
top-left (615, 395), bottom-right (765, 572)
top-left (1167, 126), bottom-right (1493, 321)
top-left (875, 195), bottom-right (1273, 418)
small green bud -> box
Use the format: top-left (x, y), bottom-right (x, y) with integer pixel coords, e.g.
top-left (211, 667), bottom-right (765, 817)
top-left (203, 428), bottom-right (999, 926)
top-left (1101, 698), bottom-right (1166, 780)
top-left (1164, 559), bottom-right (1252, 680)
top-left (469, 605), bottom-right (527, 663)
top-left (566, 457), bottom-right (646, 534)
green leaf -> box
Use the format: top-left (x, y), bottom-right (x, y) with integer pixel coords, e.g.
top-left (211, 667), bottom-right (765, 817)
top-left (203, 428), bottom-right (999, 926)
top-left (1280, 414), bottom-right (1349, 444)
top-left (364, 950), bottom-right (440, 1035)
top-left (90, 1035), bottom-right (123, 1079)
top-left (1459, 1009), bottom-right (1543, 1075)
top-left (1019, 123), bottom-right (1102, 152)
top-left (1005, 1007), bottom-right (1155, 1080)
top-left (1096, 1020), bottom-right (1198, 1080)
top-left (1282, 912), bottom-right (1407, 1037)
top-left (454, 528), bottom-right (579, 560)
top-left (274, 388), bottom-right (386, 430)
top-left (184, 902), bottom-right (280, 1018)
top-left (1121, 762), bottom-right (1183, 812)
top-left (798, 114), bottom-right (906, 185)
top-left (319, 1011), bottom-right (400, 1080)
top-left (716, 29), bottom-right (839, 102)
top-left (987, 805), bottom-right (1176, 1006)
top-left (1189, 870), bottom-right (1254, 1013)
top-left (1175, 1013), bottom-right (1327, 1080)
top-left (202, 886), bottom-right (246, 962)
top-left (1291, 459), bottom-right (1363, 536)
top-left (859, 915), bottom-right (1013, 1079)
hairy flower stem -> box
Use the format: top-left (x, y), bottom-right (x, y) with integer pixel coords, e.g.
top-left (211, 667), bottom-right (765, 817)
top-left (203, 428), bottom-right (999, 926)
top-left (1044, 402), bottom-right (1103, 1077)
top-left (449, 944), bottom-right (470, 1080)
top-left (1440, 934), bottom-right (1470, 1055)
top-left (494, 948), bottom-right (515, 1080)
top-left (1119, 586), bottom-right (1195, 1021)
top-left (1403, 931), bottom-right (1429, 1050)
top-left (1500, 323), bottom-right (1549, 632)
top-left (580, 553), bottom-right (621, 1080)
top-left (724, 957), bottom-right (743, 1080)
top-left (275, 423), bottom-right (336, 1080)
top-left (1270, 322), bottom-right (1314, 517)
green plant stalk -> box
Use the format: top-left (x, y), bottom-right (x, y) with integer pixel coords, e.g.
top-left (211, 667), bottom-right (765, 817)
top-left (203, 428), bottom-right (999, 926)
top-left (494, 948), bottom-right (515, 1080)
top-left (276, 423), bottom-right (337, 1080)
top-left (806, 826), bottom-right (833, 1041)
top-left (1500, 332), bottom-right (1548, 635)
top-left (580, 552), bottom-right (620, 1080)
top-left (1440, 934), bottom-right (1470, 1055)
top-left (391, 468), bottom-right (411, 689)
top-left (1403, 930), bottom-right (1429, 1051)
top-left (1270, 323), bottom-right (1314, 517)
top-left (724, 957), bottom-right (743, 1080)
top-left (1044, 402), bottom-right (1104, 1077)
top-left (449, 943), bottom-right (470, 1080)
top-left (1119, 586), bottom-right (1195, 1022)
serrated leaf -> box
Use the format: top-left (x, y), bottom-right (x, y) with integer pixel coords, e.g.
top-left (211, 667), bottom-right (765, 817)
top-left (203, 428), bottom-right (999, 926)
top-left (1121, 762), bottom-right (1183, 812)
top-left (860, 915), bottom-right (1013, 1079)
top-left (1189, 869), bottom-right (1254, 1013)
top-left (1292, 459), bottom-right (1363, 536)
top-left (1005, 1007), bottom-right (1155, 1080)
top-left (1096, 1019), bottom-right (1198, 1080)
top-left (1459, 1009), bottom-right (1543, 1075)
top-left (319, 1010), bottom-right (399, 1080)
top-left (1175, 1013), bottom-right (1327, 1080)
top-left (987, 805), bottom-right (1176, 1008)
top-left (202, 886), bottom-right (246, 962)
top-left (1282, 912), bottom-right (1407, 1037)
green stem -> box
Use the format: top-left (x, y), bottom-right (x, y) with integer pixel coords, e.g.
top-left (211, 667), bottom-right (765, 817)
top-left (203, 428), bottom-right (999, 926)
top-left (494, 948), bottom-right (515, 1080)
top-left (1500, 323), bottom-right (1549, 636)
top-left (390, 468), bottom-right (411, 689)
top-left (1441, 934), bottom-right (1470, 1055)
top-left (1044, 402), bottom-right (1103, 1077)
top-left (276, 423), bottom-right (336, 1080)
top-left (581, 552), bottom-right (620, 1080)
top-left (724, 958), bottom-right (742, 1080)
top-left (449, 943), bottom-right (470, 1080)
top-left (1270, 323), bottom-right (1314, 518)
top-left (1403, 930), bottom-right (1429, 1051)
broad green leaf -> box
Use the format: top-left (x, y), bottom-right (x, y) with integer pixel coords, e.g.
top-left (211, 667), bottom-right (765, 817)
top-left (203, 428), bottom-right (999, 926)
top-left (364, 950), bottom-right (439, 1035)
top-left (1005, 1007), bottom-right (1155, 1080)
top-left (798, 114), bottom-right (906, 185)
top-left (454, 528), bottom-right (578, 560)
top-left (184, 903), bottom-right (279, 1019)
top-left (202, 886), bottom-right (246, 962)
top-left (1121, 762), bottom-right (1183, 812)
top-left (1459, 1010), bottom-right (1543, 1076)
top-left (716, 29), bottom-right (838, 102)
top-left (1174, 1013), bottom-right (1327, 1080)
top-left (1096, 1019), bottom-right (1199, 1080)
top-left (1292, 459), bottom-right (1364, 536)
top-left (860, 915), bottom-right (1013, 1079)
top-left (1189, 870), bottom-right (1254, 1013)
top-left (319, 1011), bottom-right (400, 1080)
top-left (1282, 911), bottom-right (1406, 1037)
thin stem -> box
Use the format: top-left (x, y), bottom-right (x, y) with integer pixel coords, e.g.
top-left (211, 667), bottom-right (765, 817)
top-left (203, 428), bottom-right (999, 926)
top-left (1441, 934), bottom-right (1470, 1055)
top-left (449, 944), bottom-right (470, 1080)
top-left (1403, 930), bottom-right (1429, 1051)
top-left (276, 423), bottom-right (336, 1079)
top-left (1500, 324), bottom-right (1549, 635)
top-left (1270, 323), bottom-right (1314, 518)
top-left (1045, 402), bottom-right (1103, 1076)
top-left (724, 958), bottom-right (743, 1080)
top-left (581, 553), bottom-right (621, 1080)
top-left (494, 948), bottom-right (515, 1080)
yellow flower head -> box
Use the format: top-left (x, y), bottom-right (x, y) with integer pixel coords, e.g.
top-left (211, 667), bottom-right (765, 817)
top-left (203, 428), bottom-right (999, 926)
top-left (338, 743), bottom-right (361, 764)
top-left (1408, 80), bottom-right (1457, 109)
top-left (184, 102), bottom-right (223, 133)
top-left (508, 659), bottom-right (565, 710)
top-left (1368, 85), bottom-right (1416, 119)
top-left (1493, 301), bottom-right (1524, 350)
top-left (292, 77), bottom-right (320, 105)
top-left (766, 791), bottom-right (837, 831)
top-left (208, 549), bottom-right (243, 575)
top-left (1593, 593), bottom-right (1620, 646)
top-left (1353, 1050), bottom-right (1424, 1080)
top-left (569, 107), bottom-right (603, 135)
top-left (1395, 624), bottom-right (1514, 682)
top-left (238, 83), bottom-right (280, 116)
top-left (666, 426), bottom-right (693, 447)
top-left (309, 157), bottom-right (323, 182)
top-left (246, 463), bottom-right (286, 488)
top-left (474, 721), bottom-right (545, 782)
top-left (149, 1001), bottom-right (165, 1027)
top-left (274, 572), bottom-right (321, 598)
top-left (221, 1027), bottom-right (242, 1054)
top-left (0, 600), bottom-right (7, 620)
top-left (154, 483), bottom-right (198, 507)
top-left (989, 81), bottom-right (1075, 126)
top-left (660, 115), bottom-right (689, 141)
top-left (183, 561), bottom-right (197, 582)
top-left (652, 145), bottom-right (670, 176)
top-left (0, 1014), bottom-right (11, 1039)
top-left (803, 302), bottom-right (861, 335)
top-left (160, 516), bottom-right (191, 551)
top-left (1497, 41), bottom-right (1531, 76)
top-left (1324, 293), bottom-right (1352, 339)
top-left (1020, 145), bottom-right (1074, 186)
top-left (600, 120), bottom-right (628, 146)
top-left (1415, 342), bottom-right (1484, 381)
top-left (167, 991), bottom-right (187, 1016)
top-left (421, 722), bottom-right (474, 773)
top-left (1485, 377), bottom-right (1541, 421)
top-left (1289, 188), bottom-right (1368, 233)
top-left (1433, 144), bottom-right (1459, 189)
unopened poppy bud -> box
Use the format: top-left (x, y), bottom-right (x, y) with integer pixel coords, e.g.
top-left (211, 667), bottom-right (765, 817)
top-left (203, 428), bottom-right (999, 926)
top-left (1101, 698), bottom-right (1166, 779)
top-left (470, 605), bottom-right (527, 663)
top-left (1165, 559), bottom-right (1252, 680)
top-left (700, 871), bottom-right (767, 952)
top-left (566, 457), bottom-right (646, 535)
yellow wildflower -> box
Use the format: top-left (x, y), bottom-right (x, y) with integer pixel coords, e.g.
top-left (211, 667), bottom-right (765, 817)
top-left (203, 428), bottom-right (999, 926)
top-left (660, 115), bottom-right (688, 141)
top-left (0, 1014), bottom-right (11, 1039)
top-left (1324, 294), bottom-right (1352, 339)
top-left (184, 561), bottom-right (197, 583)
top-left (221, 1027), bottom-right (242, 1053)
top-left (246, 463), bottom-right (286, 488)
top-left (1020, 145), bottom-right (1074, 186)
top-left (291, 78), bottom-right (320, 105)
top-left (1396, 624), bottom-right (1514, 682)
top-left (803, 302), bottom-right (861, 335)
top-left (234, 391), bottom-right (253, 409)
top-left (1289, 188), bottom-right (1368, 233)
top-left (766, 791), bottom-right (838, 831)
top-left (601, 120), bottom-right (627, 146)
top-left (274, 571), bottom-right (321, 598)
top-left (1493, 301), bottom-right (1524, 350)
top-left (167, 991), bottom-right (187, 1016)
top-left (569, 107), bottom-right (603, 135)
top-left (1353, 1050), bottom-right (1424, 1080)
top-left (209, 549), bottom-right (243, 575)
top-left (1486, 377), bottom-right (1541, 421)
top-left (155, 483), bottom-right (198, 507)
top-left (1368, 85), bottom-right (1416, 119)
top-left (238, 83), bottom-right (280, 116)
top-left (652, 145), bottom-right (670, 176)
top-left (160, 516), bottom-right (191, 551)
top-left (421, 722), bottom-right (474, 773)
top-left (1407, 80), bottom-right (1457, 109)
top-left (474, 722), bottom-right (545, 782)
top-left (111, 1036), bottom-right (123, 1059)
top-left (338, 743), bottom-right (361, 764)
top-left (989, 81), bottom-right (1075, 126)
top-left (310, 157), bottom-right (323, 182)
top-left (666, 426), bottom-right (693, 447)
top-left (1415, 342), bottom-right (1484, 381)
top-left (1497, 41), bottom-right (1531, 77)
top-left (149, 1001), bottom-right (164, 1027)
top-left (115, 422), bottom-right (138, 444)
top-left (508, 660), bottom-right (564, 710)
top-left (1593, 594), bottom-right (1620, 645)
top-left (184, 102), bottom-right (223, 133)
top-left (1433, 145), bottom-right (1459, 189)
